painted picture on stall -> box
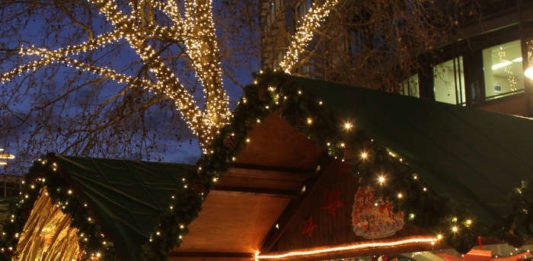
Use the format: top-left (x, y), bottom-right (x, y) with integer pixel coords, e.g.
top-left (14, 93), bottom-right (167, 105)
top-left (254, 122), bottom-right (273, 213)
top-left (352, 186), bottom-right (404, 239)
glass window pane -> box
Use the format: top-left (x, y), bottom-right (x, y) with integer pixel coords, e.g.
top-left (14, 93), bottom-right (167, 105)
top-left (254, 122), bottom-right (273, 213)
top-left (400, 74), bottom-right (419, 98)
top-left (433, 57), bottom-right (466, 105)
top-left (482, 40), bottom-right (524, 99)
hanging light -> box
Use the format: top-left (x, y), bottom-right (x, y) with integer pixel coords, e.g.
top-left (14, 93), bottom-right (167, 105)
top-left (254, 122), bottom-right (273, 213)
top-left (0, 153), bottom-right (15, 160)
top-left (0, 148), bottom-right (15, 166)
top-left (525, 66), bottom-right (533, 79)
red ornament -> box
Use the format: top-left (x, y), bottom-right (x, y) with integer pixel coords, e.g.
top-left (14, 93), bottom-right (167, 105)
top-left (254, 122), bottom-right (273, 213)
top-left (301, 216), bottom-right (318, 238)
top-left (321, 188), bottom-right (344, 218)
top-left (352, 186), bottom-right (404, 239)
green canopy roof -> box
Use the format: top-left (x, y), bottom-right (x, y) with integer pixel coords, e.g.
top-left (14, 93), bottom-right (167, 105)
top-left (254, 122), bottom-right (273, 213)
top-left (54, 155), bottom-right (197, 259)
top-left (203, 71), bottom-right (533, 250)
top-left (198, 72), bottom-right (533, 251)
top-left (1, 154), bottom-right (203, 260)
top-left (277, 75), bottom-right (533, 226)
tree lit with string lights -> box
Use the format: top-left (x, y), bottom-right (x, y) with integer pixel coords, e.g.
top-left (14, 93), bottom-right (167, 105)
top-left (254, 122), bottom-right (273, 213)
top-left (0, 0), bottom-right (339, 154)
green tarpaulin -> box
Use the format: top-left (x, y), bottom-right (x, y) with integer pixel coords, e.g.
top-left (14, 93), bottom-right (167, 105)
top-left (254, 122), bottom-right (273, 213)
top-left (281, 75), bottom-right (533, 226)
top-left (33, 155), bottom-right (197, 259)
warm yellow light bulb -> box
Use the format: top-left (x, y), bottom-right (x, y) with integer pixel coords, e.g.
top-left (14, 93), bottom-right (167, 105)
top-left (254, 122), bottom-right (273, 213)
top-left (377, 175), bottom-right (386, 185)
top-left (525, 66), bottom-right (533, 79)
top-left (343, 121), bottom-right (354, 131)
top-left (451, 226), bottom-right (459, 233)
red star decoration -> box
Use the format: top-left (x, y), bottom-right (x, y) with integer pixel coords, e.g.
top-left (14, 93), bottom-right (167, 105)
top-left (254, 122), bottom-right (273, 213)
top-left (301, 216), bottom-right (317, 238)
top-left (321, 188), bottom-right (344, 218)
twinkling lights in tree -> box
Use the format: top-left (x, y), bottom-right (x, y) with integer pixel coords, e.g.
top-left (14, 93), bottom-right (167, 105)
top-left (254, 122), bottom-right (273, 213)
top-left (182, 0), bottom-right (231, 134)
top-left (278, 0), bottom-right (340, 73)
top-left (0, 0), bottom-right (230, 149)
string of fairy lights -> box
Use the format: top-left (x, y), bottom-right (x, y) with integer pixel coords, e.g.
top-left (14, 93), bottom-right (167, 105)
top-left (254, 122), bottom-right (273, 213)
top-left (278, 0), bottom-right (340, 73)
top-left (0, 0), bottom-right (226, 148)
top-left (89, 0), bottom-right (209, 142)
top-left (255, 236), bottom-right (440, 260)
top-left (0, 0), bottom-right (339, 148)
top-left (181, 0), bottom-right (231, 134)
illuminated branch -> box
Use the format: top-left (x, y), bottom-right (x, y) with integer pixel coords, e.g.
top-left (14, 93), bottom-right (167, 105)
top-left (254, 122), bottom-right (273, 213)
top-left (155, 0), bottom-right (231, 134)
top-left (21, 29), bottom-right (123, 57)
top-left (0, 58), bottom-right (54, 84)
top-left (154, 0), bottom-right (184, 27)
top-left (57, 58), bottom-right (151, 87)
top-left (279, 0), bottom-right (340, 73)
top-left (183, 0), bottom-right (231, 133)
top-left (81, 0), bottom-right (211, 143)
top-left (0, 0), bottom-right (232, 148)
top-left (13, 47), bottom-right (151, 89)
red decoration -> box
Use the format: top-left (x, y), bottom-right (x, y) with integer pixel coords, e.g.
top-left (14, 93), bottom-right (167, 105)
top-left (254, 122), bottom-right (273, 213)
top-left (352, 186), bottom-right (404, 239)
top-left (437, 250), bottom-right (531, 261)
top-left (301, 216), bottom-right (318, 238)
top-left (465, 249), bottom-right (492, 261)
top-left (321, 188), bottom-right (344, 218)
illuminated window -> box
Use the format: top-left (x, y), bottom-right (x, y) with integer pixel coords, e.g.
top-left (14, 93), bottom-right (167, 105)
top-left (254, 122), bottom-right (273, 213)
top-left (482, 40), bottom-right (524, 99)
top-left (400, 74), bottom-right (419, 98)
top-left (433, 57), bottom-right (466, 105)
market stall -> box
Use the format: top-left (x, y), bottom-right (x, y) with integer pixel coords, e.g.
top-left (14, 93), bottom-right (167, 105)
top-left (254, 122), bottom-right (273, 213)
top-left (0, 155), bottom-right (203, 260)
top-left (3, 73), bottom-right (533, 260)
top-left (186, 72), bottom-right (533, 260)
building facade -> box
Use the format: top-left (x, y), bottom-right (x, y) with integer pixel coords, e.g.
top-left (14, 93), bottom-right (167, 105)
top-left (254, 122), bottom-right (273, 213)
top-left (260, 0), bottom-right (533, 116)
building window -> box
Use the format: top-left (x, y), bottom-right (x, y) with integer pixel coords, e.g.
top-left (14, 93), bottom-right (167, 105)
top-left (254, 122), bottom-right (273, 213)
top-left (433, 57), bottom-right (466, 105)
top-left (264, 0), bottom-right (282, 33)
top-left (482, 40), bottom-right (524, 99)
top-left (349, 31), bottom-right (363, 57)
top-left (400, 74), bottom-right (419, 98)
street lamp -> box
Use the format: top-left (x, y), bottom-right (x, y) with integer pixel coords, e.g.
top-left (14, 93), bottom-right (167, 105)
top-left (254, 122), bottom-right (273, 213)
top-left (0, 148), bottom-right (15, 166)
top-left (525, 66), bottom-right (533, 79)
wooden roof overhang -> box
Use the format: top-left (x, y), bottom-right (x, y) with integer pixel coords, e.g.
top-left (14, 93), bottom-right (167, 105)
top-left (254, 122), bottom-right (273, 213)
top-left (170, 112), bottom-right (323, 260)
top-left (169, 112), bottom-right (440, 261)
